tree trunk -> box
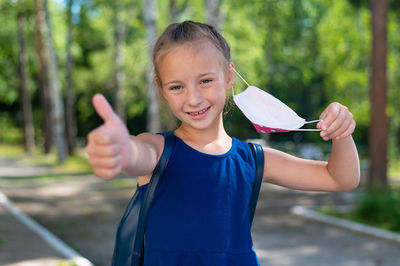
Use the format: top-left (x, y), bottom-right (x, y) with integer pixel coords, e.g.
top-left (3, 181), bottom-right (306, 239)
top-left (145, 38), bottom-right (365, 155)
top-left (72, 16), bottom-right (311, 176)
top-left (205, 0), bottom-right (223, 31)
top-left (41, 0), bottom-right (69, 162)
top-left (144, 0), bottom-right (160, 133)
top-left (34, 0), bottom-right (52, 153)
top-left (169, 0), bottom-right (179, 22)
top-left (17, 12), bottom-right (35, 153)
top-left (169, 0), bottom-right (188, 22)
top-left (113, 0), bottom-right (126, 122)
top-left (65, 0), bottom-right (77, 155)
top-left (368, 0), bottom-right (388, 187)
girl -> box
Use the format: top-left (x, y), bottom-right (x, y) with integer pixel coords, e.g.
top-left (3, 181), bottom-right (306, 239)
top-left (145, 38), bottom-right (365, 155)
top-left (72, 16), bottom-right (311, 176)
top-left (85, 21), bottom-right (360, 265)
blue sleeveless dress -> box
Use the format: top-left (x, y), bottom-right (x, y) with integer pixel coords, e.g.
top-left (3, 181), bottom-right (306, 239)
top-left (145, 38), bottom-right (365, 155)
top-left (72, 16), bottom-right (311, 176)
top-left (138, 134), bottom-right (260, 266)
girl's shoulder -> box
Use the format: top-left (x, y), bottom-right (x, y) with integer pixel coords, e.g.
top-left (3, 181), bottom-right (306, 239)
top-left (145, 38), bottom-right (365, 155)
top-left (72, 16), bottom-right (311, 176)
top-left (136, 132), bottom-right (167, 186)
top-left (136, 132), bottom-right (166, 160)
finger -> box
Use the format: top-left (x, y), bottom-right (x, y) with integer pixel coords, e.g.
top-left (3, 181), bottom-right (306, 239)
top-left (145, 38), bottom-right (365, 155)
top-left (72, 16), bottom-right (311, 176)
top-left (319, 108), bottom-right (329, 123)
top-left (93, 167), bottom-right (121, 179)
top-left (89, 155), bottom-right (122, 169)
top-left (324, 106), bottom-right (353, 138)
top-left (88, 126), bottom-right (117, 145)
top-left (92, 94), bottom-right (120, 125)
top-left (325, 115), bottom-right (352, 140)
top-left (323, 107), bottom-right (347, 135)
top-left (337, 121), bottom-right (356, 140)
top-left (319, 103), bottom-right (341, 131)
top-left (86, 143), bottom-right (120, 157)
top-left (317, 120), bottom-right (323, 130)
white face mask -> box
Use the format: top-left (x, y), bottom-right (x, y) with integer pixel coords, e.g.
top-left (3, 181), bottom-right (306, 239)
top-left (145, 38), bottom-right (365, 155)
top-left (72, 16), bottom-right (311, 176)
top-left (232, 69), bottom-right (320, 133)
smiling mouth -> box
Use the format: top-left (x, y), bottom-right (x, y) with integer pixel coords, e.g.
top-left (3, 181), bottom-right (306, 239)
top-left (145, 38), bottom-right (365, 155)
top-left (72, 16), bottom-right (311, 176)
top-left (187, 106), bottom-right (211, 116)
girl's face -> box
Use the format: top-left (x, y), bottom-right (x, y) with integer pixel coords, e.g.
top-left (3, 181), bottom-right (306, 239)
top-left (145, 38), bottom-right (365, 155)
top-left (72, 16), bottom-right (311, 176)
top-left (156, 41), bottom-right (234, 131)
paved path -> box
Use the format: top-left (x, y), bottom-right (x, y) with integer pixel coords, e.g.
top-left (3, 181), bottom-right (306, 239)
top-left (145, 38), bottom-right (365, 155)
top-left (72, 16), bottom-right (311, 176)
top-left (252, 185), bottom-right (400, 266)
top-left (0, 157), bottom-right (68, 266)
top-left (1, 156), bottom-right (400, 266)
top-left (0, 204), bottom-right (66, 266)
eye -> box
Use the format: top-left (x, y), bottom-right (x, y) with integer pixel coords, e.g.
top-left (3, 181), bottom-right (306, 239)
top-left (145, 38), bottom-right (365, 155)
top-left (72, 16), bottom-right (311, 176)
top-left (170, 85), bottom-right (182, 91)
top-left (201, 79), bottom-right (212, 85)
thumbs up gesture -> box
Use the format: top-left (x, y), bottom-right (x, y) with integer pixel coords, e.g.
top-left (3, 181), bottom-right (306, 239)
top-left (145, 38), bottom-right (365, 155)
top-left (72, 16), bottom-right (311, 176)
top-left (85, 94), bottom-right (132, 179)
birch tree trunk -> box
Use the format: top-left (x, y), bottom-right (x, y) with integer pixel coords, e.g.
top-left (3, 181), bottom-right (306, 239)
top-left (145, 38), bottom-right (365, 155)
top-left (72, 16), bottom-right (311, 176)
top-left (144, 0), bottom-right (160, 132)
top-left (17, 12), bottom-right (35, 153)
top-left (169, 0), bottom-right (188, 22)
top-left (35, 0), bottom-right (52, 153)
top-left (113, 0), bottom-right (126, 122)
top-left (40, 0), bottom-right (68, 162)
top-left (65, 0), bottom-right (77, 154)
top-left (205, 0), bottom-right (223, 31)
top-left (169, 0), bottom-right (179, 22)
top-left (368, 0), bottom-right (388, 187)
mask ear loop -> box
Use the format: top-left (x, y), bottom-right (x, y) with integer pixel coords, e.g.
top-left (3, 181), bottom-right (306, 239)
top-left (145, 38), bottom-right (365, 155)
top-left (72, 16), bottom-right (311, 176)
top-left (304, 120), bottom-right (321, 124)
top-left (232, 68), bottom-right (250, 96)
top-left (294, 120), bottom-right (321, 131)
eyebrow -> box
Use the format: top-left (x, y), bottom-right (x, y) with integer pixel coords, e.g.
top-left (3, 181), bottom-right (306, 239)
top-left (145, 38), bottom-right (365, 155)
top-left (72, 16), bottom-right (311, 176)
top-left (163, 72), bottom-right (217, 86)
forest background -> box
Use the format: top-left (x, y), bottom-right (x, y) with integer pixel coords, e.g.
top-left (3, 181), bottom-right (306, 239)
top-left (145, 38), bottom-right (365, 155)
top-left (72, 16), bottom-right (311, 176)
top-left (0, 0), bottom-right (399, 186)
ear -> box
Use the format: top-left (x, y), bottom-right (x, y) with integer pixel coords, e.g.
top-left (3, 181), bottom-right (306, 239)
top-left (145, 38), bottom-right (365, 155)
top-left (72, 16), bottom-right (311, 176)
top-left (154, 77), bottom-right (166, 98)
top-left (226, 62), bottom-right (236, 92)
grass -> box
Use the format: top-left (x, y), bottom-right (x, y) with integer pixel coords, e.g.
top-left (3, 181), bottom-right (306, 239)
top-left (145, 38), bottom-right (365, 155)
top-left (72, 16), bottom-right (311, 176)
top-left (57, 261), bottom-right (77, 266)
top-left (0, 144), bottom-right (92, 174)
top-left (320, 186), bottom-right (400, 233)
top-left (110, 178), bottom-right (135, 189)
top-left (0, 144), bottom-right (26, 158)
top-left (389, 159), bottom-right (400, 181)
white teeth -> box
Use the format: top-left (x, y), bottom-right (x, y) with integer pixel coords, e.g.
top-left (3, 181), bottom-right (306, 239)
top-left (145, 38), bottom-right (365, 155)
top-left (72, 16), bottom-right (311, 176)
top-left (189, 107), bottom-right (208, 116)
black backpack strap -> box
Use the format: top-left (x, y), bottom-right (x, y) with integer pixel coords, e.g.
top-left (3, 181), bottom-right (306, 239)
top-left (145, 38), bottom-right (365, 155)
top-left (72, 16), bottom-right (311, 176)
top-left (248, 143), bottom-right (265, 227)
top-left (131, 131), bottom-right (175, 265)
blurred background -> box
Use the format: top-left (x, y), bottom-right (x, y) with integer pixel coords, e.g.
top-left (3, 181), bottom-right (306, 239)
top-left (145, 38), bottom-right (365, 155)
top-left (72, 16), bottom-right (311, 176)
top-left (1, 0), bottom-right (400, 265)
top-left (1, 0), bottom-right (400, 182)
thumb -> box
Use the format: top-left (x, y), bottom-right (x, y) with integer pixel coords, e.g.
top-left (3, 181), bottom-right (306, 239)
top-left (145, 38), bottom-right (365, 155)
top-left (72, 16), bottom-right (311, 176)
top-left (92, 94), bottom-right (120, 125)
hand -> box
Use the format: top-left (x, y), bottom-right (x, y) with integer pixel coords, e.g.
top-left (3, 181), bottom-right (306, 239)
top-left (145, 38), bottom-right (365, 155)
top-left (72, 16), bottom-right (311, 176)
top-left (85, 94), bottom-right (131, 178)
top-left (317, 102), bottom-right (356, 141)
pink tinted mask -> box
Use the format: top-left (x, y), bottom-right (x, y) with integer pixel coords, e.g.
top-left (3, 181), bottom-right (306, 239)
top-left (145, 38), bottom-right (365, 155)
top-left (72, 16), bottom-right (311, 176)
top-left (232, 69), bottom-right (320, 133)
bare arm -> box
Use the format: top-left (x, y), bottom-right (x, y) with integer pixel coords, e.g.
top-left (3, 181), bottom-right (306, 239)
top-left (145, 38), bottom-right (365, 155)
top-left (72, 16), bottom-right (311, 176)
top-left (263, 102), bottom-right (360, 192)
top-left (263, 136), bottom-right (359, 191)
top-left (123, 133), bottom-right (164, 176)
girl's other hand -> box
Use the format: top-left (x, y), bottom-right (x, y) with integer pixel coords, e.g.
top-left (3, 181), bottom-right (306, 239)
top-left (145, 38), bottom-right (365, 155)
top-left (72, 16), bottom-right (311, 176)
top-left (85, 94), bottom-right (132, 179)
top-left (317, 102), bottom-right (356, 141)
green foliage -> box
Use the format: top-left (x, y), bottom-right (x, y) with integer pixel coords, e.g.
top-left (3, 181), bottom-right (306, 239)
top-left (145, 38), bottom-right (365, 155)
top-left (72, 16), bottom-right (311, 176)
top-left (353, 187), bottom-right (400, 232)
top-left (348, 0), bottom-right (400, 10)
top-left (0, 3), bottom-right (19, 106)
top-left (321, 186), bottom-right (400, 233)
top-left (0, 0), bottom-right (400, 164)
top-left (317, 0), bottom-right (371, 144)
top-left (0, 115), bottom-right (23, 144)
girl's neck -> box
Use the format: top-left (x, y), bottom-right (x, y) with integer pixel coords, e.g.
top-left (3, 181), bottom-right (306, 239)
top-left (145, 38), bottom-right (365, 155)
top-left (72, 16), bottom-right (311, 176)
top-left (174, 117), bottom-right (232, 155)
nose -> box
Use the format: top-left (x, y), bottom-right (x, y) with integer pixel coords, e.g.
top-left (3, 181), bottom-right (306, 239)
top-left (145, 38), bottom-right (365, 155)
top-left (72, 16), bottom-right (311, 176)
top-left (186, 86), bottom-right (203, 107)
